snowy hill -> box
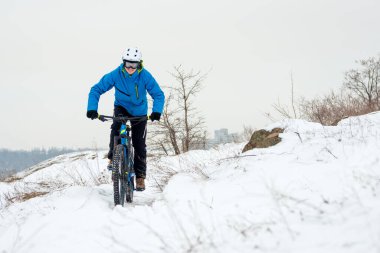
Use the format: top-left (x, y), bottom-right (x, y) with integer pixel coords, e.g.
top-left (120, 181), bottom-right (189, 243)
top-left (1, 112), bottom-right (380, 253)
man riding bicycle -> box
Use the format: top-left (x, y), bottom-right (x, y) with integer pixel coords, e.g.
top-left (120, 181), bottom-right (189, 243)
top-left (86, 47), bottom-right (165, 191)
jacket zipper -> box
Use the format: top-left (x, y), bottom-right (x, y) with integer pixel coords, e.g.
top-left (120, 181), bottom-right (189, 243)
top-left (135, 84), bottom-right (139, 99)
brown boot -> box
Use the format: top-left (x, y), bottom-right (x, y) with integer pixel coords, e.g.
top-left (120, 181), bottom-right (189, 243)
top-left (136, 178), bottom-right (145, 191)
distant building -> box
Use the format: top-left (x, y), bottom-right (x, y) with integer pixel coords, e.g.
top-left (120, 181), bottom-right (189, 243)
top-left (206, 128), bottom-right (239, 149)
top-left (214, 129), bottom-right (231, 143)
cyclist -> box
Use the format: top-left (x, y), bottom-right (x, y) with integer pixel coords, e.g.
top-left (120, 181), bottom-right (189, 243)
top-left (86, 47), bottom-right (165, 191)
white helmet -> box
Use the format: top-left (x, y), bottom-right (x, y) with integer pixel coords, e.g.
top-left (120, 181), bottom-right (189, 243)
top-left (122, 47), bottom-right (142, 62)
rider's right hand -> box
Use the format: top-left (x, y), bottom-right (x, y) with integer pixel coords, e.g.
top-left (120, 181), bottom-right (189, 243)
top-left (87, 110), bottom-right (98, 120)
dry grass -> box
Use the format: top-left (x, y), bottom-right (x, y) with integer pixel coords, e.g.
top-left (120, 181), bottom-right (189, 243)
top-left (19, 191), bottom-right (48, 201)
top-left (0, 151), bottom-right (109, 210)
top-left (149, 157), bottom-right (179, 193)
top-left (1, 187), bottom-right (49, 208)
top-left (3, 175), bottom-right (23, 183)
top-left (299, 91), bottom-right (377, 126)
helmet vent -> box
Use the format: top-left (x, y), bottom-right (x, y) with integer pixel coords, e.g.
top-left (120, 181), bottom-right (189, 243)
top-left (122, 47), bottom-right (142, 62)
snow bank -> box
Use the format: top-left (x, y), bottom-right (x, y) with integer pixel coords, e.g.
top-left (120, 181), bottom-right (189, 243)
top-left (1, 112), bottom-right (380, 253)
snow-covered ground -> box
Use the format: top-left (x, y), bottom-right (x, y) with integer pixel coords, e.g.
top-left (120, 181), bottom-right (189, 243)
top-left (1, 112), bottom-right (380, 253)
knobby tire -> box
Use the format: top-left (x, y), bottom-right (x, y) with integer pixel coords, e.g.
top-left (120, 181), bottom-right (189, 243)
top-left (112, 145), bottom-right (125, 206)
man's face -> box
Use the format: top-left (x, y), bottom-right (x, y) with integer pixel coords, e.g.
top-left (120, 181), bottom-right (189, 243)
top-left (125, 67), bottom-right (137, 75)
top-left (124, 60), bottom-right (139, 75)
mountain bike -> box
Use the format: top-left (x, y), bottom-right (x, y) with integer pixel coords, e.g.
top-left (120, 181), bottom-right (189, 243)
top-left (98, 114), bottom-right (148, 206)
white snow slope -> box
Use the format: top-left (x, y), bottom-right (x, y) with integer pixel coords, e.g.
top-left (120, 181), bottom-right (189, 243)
top-left (1, 112), bottom-right (380, 253)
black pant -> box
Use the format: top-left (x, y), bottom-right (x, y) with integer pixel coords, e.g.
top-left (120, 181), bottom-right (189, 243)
top-left (108, 106), bottom-right (147, 179)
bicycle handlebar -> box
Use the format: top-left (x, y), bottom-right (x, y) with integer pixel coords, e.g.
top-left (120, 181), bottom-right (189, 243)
top-left (98, 115), bottom-right (150, 122)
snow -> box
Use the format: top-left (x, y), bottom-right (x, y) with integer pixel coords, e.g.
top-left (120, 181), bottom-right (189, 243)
top-left (1, 112), bottom-right (380, 252)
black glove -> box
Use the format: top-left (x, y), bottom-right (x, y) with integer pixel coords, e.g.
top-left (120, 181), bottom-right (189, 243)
top-left (87, 110), bottom-right (98, 120)
top-left (150, 112), bottom-right (161, 122)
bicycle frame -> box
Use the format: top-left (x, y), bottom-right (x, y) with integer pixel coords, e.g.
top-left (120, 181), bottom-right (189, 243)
top-left (98, 114), bottom-right (148, 205)
top-left (113, 122), bottom-right (135, 183)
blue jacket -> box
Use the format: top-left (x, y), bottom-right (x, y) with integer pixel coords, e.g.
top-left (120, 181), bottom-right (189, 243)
top-left (87, 64), bottom-right (165, 116)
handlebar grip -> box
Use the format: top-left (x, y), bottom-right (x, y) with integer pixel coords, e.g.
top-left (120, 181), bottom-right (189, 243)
top-left (98, 115), bottom-right (108, 122)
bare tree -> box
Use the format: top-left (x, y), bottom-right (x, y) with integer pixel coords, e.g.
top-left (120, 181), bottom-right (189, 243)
top-left (171, 65), bottom-right (208, 152)
top-left (270, 71), bottom-right (300, 120)
top-left (149, 91), bottom-right (182, 155)
top-left (266, 54), bottom-right (380, 126)
top-left (290, 71), bottom-right (298, 118)
top-left (298, 90), bottom-right (371, 125)
top-left (149, 65), bottom-right (208, 155)
top-left (169, 65), bottom-right (208, 152)
top-left (241, 125), bottom-right (255, 142)
top-left (344, 55), bottom-right (380, 109)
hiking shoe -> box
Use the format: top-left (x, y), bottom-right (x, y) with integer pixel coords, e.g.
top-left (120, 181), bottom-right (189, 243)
top-left (136, 178), bottom-right (145, 191)
top-left (107, 159), bottom-right (113, 171)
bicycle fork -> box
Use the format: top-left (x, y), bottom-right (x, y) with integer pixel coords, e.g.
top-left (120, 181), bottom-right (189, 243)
top-left (123, 147), bottom-right (135, 188)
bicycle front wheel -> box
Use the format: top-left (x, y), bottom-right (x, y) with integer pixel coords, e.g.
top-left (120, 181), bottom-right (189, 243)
top-left (112, 144), bottom-right (126, 206)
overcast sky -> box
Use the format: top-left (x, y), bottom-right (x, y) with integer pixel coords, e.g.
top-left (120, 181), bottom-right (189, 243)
top-left (0, 0), bottom-right (379, 150)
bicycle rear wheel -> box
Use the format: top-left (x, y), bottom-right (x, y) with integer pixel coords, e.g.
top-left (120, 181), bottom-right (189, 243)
top-left (112, 144), bottom-right (126, 206)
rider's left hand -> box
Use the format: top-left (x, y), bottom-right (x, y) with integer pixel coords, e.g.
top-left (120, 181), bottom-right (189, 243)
top-left (149, 112), bottom-right (161, 122)
top-left (87, 110), bottom-right (98, 120)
